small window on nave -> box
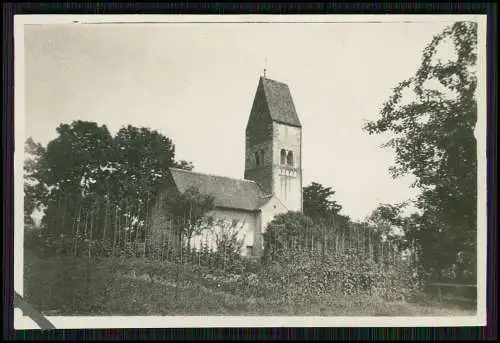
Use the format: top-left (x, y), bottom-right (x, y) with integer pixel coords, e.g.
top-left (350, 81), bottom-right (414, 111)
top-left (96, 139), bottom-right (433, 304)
top-left (280, 149), bottom-right (287, 165)
top-left (255, 151), bottom-right (260, 167)
top-left (287, 151), bottom-right (294, 167)
top-left (260, 150), bottom-right (265, 164)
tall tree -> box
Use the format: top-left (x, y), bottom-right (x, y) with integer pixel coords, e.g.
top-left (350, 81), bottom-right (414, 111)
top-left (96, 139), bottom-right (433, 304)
top-left (366, 203), bottom-right (410, 264)
top-left (40, 121), bottom-right (113, 234)
top-left (263, 211), bottom-right (320, 261)
top-left (25, 121), bottom-right (193, 240)
top-left (302, 182), bottom-right (350, 247)
top-left (45, 121), bottom-right (113, 189)
top-left (164, 186), bottom-right (215, 251)
top-left (303, 182), bottom-right (342, 221)
top-left (109, 125), bottom-right (193, 240)
top-left (363, 22), bottom-right (478, 280)
top-left (24, 138), bottom-right (47, 226)
top-left (110, 125), bottom-right (176, 201)
top-left (367, 203), bottom-right (406, 239)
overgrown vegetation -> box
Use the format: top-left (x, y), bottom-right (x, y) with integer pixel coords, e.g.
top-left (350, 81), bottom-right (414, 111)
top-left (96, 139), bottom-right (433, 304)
top-left (25, 227), bottom-right (475, 316)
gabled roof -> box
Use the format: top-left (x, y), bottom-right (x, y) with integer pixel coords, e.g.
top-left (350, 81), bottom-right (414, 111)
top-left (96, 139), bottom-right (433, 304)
top-left (258, 76), bottom-right (302, 128)
top-left (168, 168), bottom-right (271, 212)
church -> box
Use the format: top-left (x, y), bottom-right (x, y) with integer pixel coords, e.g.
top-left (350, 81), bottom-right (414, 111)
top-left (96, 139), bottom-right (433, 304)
top-left (149, 75), bottom-right (303, 258)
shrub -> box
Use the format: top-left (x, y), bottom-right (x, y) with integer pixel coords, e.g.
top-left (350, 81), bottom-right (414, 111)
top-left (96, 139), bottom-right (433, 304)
top-left (263, 212), bottom-right (319, 262)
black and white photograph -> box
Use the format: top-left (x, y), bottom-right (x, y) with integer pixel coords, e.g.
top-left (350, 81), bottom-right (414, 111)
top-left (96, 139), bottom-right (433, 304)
top-left (14, 14), bottom-right (487, 328)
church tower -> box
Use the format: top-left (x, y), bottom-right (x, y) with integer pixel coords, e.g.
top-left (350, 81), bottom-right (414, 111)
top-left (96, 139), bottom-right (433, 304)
top-left (244, 76), bottom-right (303, 212)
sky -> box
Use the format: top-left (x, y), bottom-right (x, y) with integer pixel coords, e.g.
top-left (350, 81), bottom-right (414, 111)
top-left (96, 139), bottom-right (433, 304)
top-left (23, 20), bottom-right (456, 221)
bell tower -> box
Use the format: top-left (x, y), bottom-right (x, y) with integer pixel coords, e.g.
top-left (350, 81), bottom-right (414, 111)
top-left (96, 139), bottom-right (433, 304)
top-left (244, 75), bottom-right (303, 212)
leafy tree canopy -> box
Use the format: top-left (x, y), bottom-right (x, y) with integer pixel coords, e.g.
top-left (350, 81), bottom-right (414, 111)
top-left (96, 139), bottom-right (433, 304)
top-left (24, 120), bottom-right (194, 239)
top-left (363, 22), bottom-right (478, 280)
top-left (303, 182), bottom-right (342, 221)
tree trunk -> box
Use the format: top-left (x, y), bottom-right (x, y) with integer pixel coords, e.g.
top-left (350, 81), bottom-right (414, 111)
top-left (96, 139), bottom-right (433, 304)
top-left (186, 228), bottom-right (192, 254)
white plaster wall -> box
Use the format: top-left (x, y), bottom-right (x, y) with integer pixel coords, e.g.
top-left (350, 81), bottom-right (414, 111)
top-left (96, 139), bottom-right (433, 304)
top-left (148, 188), bottom-right (259, 257)
top-left (273, 124), bottom-right (302, 167)
top-left (188, 208), bottom-right (258, 257)
top-left (260, 196), bottom-right (289, 234)
top-left (272, 123), bottom-right (302, 212)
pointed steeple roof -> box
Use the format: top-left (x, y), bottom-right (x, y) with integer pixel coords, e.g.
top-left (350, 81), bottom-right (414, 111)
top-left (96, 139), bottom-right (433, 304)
top-left (249, 76), bottom-right (302, 128)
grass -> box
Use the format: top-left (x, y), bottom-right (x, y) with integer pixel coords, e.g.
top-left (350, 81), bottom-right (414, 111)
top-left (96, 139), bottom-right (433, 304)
top-left (23, 248), bottom-right (476, 317)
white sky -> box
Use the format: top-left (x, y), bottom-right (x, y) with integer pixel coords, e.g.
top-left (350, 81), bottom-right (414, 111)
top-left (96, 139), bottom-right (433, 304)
top-left (23, 21), bottom-right (455, 221)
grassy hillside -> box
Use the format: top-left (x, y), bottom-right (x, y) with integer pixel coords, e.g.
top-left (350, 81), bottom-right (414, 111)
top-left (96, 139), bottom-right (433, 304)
top-left (24, 247), bottom-right (476, 317)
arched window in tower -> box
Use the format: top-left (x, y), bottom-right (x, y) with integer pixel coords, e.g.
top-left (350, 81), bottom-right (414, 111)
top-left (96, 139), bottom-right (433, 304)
top-left (255, 151), bottom-right (260, 167)
top-left (280, 149), bottom-right (287, 165)
top-left (287, 151), bottom-right (294, 167)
